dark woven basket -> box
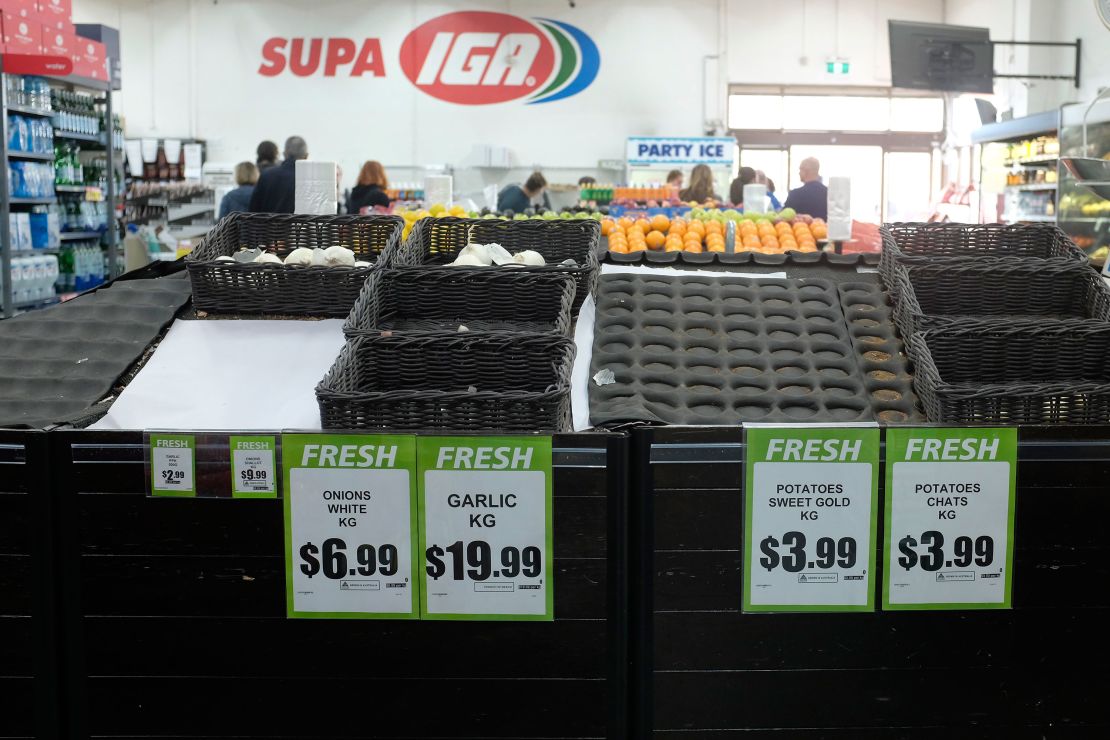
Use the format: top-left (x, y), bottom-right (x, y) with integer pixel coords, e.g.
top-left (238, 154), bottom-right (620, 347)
top-left (907, 318), bottom-right (1110, 424)
top-left (394, 217), bottom-right (600, 314)
top-left (343, 267), bottom-right (576, 337)
top-left (317, 332), bottom-right (575, 432)
top-left (892, 260), bottom-right (1110, 337)
top-left (880, 222), bottom-right (1087, 295)
top-left (186, 212), bottom-right (403, 316)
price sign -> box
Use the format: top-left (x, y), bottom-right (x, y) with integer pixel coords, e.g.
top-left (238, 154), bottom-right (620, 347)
top-left (282, 434), bottom-right (418, 619)
top-left (230, 435), bottom-right (277, 499)
top-left (418, 437), bottom-right (553, 621)
top-left (743, 426), bottom-right (879, 612)
top-left (883, 428), bottom-right (1016, 610)
top-left (149, 433), bottom-right (195, 497)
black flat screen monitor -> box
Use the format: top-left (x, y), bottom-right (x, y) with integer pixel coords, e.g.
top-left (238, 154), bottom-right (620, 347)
top-left (889, 20), bottom-right (993, 94)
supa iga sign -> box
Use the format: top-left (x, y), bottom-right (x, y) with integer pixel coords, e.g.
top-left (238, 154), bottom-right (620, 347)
top-left (258, 11), bottom-right (600, 105)
top-left (627, 136), bottom-right (736, 167)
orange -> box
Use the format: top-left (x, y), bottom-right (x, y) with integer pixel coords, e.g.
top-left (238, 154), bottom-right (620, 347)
top-left (628, 240), bottom-right (647, 252)
top-left (811, 223), bottom-right (828, 238)
top-left (706, 233), bottom-right (725, 246)
top-left (669, 221), bottom-right (687, 238)
top-left (635, 218), bottom-right (651, 234)
top-left (601, 219), bottom-right (616, 236)
top-left (618, 216), bottom-right (634, 230)
top-left (650, 214), bottom-right (671, 232)
top-left (626, 222), bottom-right (645, 236)
top-left (705, 220), bottom-right (724, 234)
top-left (609, 242), bottom-right (629, 254)
top-left (684, 242), bottom-right (704, 253)
top-left (664, 239), bottom-right (684, 252)
top-left (646, 230), bottom-right (666, 250)
top-left (687, 220), bottom-right (706, 236)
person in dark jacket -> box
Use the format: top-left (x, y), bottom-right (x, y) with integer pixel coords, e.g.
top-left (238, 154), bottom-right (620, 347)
top-left (497, 171), bottom-right (550, 214)
top-left (249, 136), bottom-right (307, 214)
top-left (218, 162), bottom-right (259, 219)
top-left (728, 166), bottom-right (757, 206)
top-left (256, 140), bottom-right (279, 171)
top-left (783, 157), bottom-right (828, 220)
top-left (348, 160), bottom-right (392, 214)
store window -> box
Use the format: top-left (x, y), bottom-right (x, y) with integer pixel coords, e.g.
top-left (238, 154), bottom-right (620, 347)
top-left (728, 94), bottom-right (784, 130)
top-left (728, 93), bottom-right (944, 133)
top-left (739, 149), bottom-right (788, 198)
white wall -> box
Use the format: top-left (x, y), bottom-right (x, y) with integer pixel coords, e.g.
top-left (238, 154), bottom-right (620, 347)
top-left (73, 0), bottom-right (724, 196)
top-left (726, 0), bottom-right (945, 86)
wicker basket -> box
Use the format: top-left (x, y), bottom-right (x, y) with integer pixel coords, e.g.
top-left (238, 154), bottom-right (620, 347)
top-left (317, 332), bottom-right (575, 432)
top-left (892, 259), bottom-right (1110, 337)
top-left (907, 318), bottom-right (1110, 424)
top-left (343, 267), bottom-right (576, 337)
top-left (880, 222), bottom-right (1087, 295)
top-left (186, 212), bottom-right (403, 316)
top-left (393, 216), bottom-right (600, 314)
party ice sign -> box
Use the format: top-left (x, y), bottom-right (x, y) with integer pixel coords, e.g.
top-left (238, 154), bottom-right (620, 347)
top-left (283, 434), bottom-right (418, 619)
top-left (743, 426), bottom-right (879, 612)
top-left (883, 428), bottom-right (1017, 610)
top-left (626, 136), bottom-right (735, 167)
top-left (419, 437), bottom-right (553, 621)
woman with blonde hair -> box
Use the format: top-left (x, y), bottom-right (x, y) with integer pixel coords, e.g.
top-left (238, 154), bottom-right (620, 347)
top-left (217, 161), bottom-right (259, 219)
top-left (679, 163), bottom-right (721, 204)
top-left (348, 160), bottom-right (391, 214)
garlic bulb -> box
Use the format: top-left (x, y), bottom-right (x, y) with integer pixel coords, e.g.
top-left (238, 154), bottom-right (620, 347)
top-left (284, 247), bottom-right (314, 266)
top-left (458, 243), bottom-right (494, 266)
top-left (513, 250), bottom-right (546, 266)
top-left (215, 256), bottom-right (235, 262)
top-left (324, 245), bottom-right (356, 267)
top-left (353, 260), bottom-right (371, 268)
top-left (449, 254), bottom-right (485, 267)
top-left (253, 252), bottom-right (283, 265)
top-left (486, 243), bottom-right (514, 265)
top-left (311, 248), bottom-right (328, 266)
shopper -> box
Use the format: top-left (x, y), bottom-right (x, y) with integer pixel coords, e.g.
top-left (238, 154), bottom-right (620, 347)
top-left (756, 170), bottom-right (783, 210)
top-left (217, 162), bottom-right (259, 220)
top-left (728, 166), bottom-right (757, 206)
top-left (679, 164), bottom-right (721, 203)
top-left (578, 175), bottom-right (596, 187)
top-left (666, 169), bottom-right (683, 190)
top-left (348, 160), bottom-right (391, 214)
top-left (249, 136), bottom-right (307, 214)
top-left (256, 140), bottom-right (279, 171)
top-left (784, 157), bottom-right (828, 220)
top-left (497, 171), bottom-right (551, 214)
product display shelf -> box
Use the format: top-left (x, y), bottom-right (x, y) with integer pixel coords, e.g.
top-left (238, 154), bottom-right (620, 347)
top-left (973, 110), bottom-right (1060, 228)
top-left (49, 429), bottom-right (628, 740)
top-left (8, 150), bottom-right (52, 161)
top-left (632, 424), bottom-right (1110, 738)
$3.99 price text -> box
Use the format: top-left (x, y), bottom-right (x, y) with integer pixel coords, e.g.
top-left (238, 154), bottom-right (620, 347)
top-left (425, 540), bottom-right (542, 581)
top-left (896, 531), bottom-right (994, 571)
top-left (758, 531), bottom-right (858, 571)
top-left (298, 538), bottom-right (399, 579)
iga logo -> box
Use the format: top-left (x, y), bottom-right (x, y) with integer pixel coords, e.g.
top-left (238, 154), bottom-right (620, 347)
top-left (399, 11), bottom-right (599, 105)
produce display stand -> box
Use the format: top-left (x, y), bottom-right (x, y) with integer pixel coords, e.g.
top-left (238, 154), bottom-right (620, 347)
top-left (0, 429), bottom-right (57, 740)
top-left (631, 424), bottom-right (1110, 738)
top-left (47, 428), bottom-right (629, 740)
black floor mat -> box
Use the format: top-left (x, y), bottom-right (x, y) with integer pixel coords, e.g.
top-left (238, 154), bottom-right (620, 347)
top-left (0, 274), bottom-right (192, 428)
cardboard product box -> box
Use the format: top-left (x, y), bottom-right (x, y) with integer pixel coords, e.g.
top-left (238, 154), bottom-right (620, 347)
top-left (3, 12), bottom-right (42, 52)
top-left (75, 23), bottom-right (120, 89)
top-left (36, 0), bottom-right (70, 23)
top-left (40, 26), bottom-right (72, 57)
top-left (1, 0), bottom-right (38, 21)
top-left (72, 37), bottom-right (106, 79)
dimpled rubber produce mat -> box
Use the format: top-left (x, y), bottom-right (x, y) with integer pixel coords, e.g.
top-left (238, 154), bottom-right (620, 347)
top-left (589, 273), bottom-right (877, 425)
top-left (837, 282), bottom-right (924, 423)
top-left (0, 274), bottom-right (192, 428)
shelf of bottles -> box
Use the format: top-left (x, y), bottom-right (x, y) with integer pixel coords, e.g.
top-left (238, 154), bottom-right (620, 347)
top-left (3, 75), bottom-right (123, 310)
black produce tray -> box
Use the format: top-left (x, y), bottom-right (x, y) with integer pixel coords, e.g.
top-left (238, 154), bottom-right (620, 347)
top-left (837, 282), bottom-right (924, 423)
top-left (604, 249), bottom-right (880, 268)
top-left (588, 273), bottom-right (875, 426)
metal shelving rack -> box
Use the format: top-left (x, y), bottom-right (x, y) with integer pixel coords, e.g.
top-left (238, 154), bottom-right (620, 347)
top-left (0, 69), bottom-right (118, 318)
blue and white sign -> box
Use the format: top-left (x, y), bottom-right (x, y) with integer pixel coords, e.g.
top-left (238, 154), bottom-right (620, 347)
top-left (626, 136), bottom-right (735, 167)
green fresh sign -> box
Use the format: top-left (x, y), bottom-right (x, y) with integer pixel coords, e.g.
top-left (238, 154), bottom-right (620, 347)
top-left (883, 428), bottom-right (1017, 610)
top-left (282, 434), bottom-right (419, 619)
top-left (149, 433), bottom-right (196, 497)
top-left (230, 435), bottom-right (278, 499)
top-left (418, 436), bottom-right (554, 621)
top-left (743, 426), bottom-right (879, 613)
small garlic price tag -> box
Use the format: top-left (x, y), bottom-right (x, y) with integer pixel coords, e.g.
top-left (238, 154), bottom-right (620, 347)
top-left (149, 433), bottom-right (196, 497)
top-left (230, 435), bottom-right (277, 499)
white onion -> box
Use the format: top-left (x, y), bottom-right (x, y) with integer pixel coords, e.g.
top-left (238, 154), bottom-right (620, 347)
top-left (513, 250), bottom-right (546, 266)
top-left (448, 254), bottom-right (485, 267)
top-left (458, 243), bottom-right (494, 266)
top-left (284, 247), bottom-right (314, 266)
top-left (311, 248), bottom-right (327, 266)
top-left (486, 243), bottom-right (514, 265)
top-left (324, 245), bottom-right (356, 266)
top-left (253, 252), bottom-right (282, 264)
top-left (353, 260), bottom-right (371, 268)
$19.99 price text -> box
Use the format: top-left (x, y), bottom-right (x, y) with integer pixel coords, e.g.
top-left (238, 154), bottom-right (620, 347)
top-left (425, 540), bottom-right (542, 581)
